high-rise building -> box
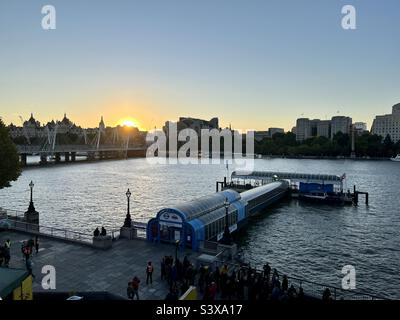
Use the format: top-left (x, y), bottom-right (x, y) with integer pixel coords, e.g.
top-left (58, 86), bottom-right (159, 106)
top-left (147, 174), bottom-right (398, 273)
top-left (330, 116), bottom-right (352, 139)
top-left (295, 118), bottom-right (313, 141)
top-left (295, 118), bottom-right (324, 141)
top-left (371, 103), bottom-right (400, 142)
top-left (295, 116), bottom-right (353, 141)
top-left (316, 120), bottom-right (331, 138)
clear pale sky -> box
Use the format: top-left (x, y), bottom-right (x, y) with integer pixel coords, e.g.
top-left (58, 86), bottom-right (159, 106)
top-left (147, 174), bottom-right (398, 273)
top-left (1, 0), bottom-right (399, 131)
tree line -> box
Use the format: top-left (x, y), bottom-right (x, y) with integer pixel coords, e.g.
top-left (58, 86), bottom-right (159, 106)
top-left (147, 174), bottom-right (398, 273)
top-left (255, 132), bottom-right (400, 158)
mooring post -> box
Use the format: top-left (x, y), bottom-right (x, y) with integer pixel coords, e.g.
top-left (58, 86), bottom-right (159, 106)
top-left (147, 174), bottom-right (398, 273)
top-left (216, 182), bottom-right (219, 192)
top-left (366, 193), bottom-right (369, 206)
top-left (353, 185), bottom-right (358, 206)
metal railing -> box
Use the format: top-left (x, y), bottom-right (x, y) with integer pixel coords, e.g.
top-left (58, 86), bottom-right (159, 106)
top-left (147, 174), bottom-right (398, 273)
top-left (211, 259), bottom-right (387, 300)
top-left (0, 208), bottom-right (25, 220)
top-left (4, 219), bottom-right (94, 244)
top-left (280, 273), bottom-right (385, 300)
top-left (0, 207), bottom-right (148, 241)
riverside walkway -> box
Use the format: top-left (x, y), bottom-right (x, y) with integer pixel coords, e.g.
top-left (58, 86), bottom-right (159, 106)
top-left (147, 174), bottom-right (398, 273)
top-left (0, 230), bottom-right (200, 300)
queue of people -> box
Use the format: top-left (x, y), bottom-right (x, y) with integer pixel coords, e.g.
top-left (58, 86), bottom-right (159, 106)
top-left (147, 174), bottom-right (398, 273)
top-left (126, 254), bottom-right (307, 301)
top-left (0, 236), bottom-right (40, 281)
top-left (198, 262), bottom-right (309, 301)
top-left (161, 255), bottom-right (197, 300)
top-left (125, 255), bottom-right (338, 301)
top-left (161, 258), bottom-right (310, 301)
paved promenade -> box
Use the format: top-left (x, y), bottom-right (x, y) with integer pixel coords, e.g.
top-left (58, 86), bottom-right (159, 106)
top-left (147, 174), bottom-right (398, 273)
top-left (0, 231), bottom-right (200, 300)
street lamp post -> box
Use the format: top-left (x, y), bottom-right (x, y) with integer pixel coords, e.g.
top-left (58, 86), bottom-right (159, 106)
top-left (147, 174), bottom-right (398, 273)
top-left (25, 180), bottom-right (39, 225)
top-left (220, 198), bottom-right (232, 245)
top-left (123, 188), bottom-right (132, 228)
top-left (29, 181), bottom-right (34, 203)
top-left (27, 181), bottom-right (36, 212)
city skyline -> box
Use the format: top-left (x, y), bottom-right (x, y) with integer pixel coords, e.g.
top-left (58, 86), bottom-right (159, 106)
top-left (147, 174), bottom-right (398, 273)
top-left (1, 0), bottom-right (400, 131)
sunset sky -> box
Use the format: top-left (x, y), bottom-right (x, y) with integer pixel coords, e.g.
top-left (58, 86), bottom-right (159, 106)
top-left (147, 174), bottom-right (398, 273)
top-left (1, 0), bottom-right (400, 131)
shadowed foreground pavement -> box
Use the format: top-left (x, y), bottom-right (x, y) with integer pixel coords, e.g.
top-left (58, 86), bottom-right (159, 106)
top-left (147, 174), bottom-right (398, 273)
top-left (0, 231), bottom-right (199, 300)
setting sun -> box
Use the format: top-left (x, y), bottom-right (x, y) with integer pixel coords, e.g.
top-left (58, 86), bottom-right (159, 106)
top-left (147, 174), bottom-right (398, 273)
top-left (119, 118), bottom-right (139, 128)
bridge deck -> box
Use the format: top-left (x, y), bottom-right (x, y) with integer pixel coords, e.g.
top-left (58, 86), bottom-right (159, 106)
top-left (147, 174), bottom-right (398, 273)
top-left (16, 144), bottom-right (146, 154)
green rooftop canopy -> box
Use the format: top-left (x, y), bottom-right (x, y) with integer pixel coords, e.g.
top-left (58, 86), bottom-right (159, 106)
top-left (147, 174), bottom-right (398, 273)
top-left (0, 268), bottom-right (29, 298)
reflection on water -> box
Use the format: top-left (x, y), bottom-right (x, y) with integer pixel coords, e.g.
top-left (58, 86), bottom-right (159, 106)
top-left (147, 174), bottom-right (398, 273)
top-left (0, 158), bottom-right (399, 298)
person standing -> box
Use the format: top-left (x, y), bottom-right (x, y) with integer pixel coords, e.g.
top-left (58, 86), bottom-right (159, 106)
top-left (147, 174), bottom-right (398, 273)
top-left (263, 263), bottom-right (271, 281)
top-left (22, 243), bottom-right (31, 262)
top-left (28, 238), bottom-right (34, 253)
top-left (127, 282), bottom-right (134, 300)
top-left (4, 239), bottom-right (11, 266)
top-left (146, 261), bottom-right (154, 285)
top-left (34, 236), bottom-right (39, 254)
top-left (5, 239), bottom-right (11, 250)
top-left (132, 276), bottom-right (140, 300)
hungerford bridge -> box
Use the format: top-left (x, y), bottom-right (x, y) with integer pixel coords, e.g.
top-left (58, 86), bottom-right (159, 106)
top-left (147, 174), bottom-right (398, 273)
top-left (16, 126), bottom-right (147, 166)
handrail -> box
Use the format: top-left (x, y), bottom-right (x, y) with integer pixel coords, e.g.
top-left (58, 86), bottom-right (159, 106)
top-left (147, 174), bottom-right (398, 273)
top-left (0, 208), bottom-right (25, 217)
top-left (211, 257), bottom-right (387, 300)
top-left (3, 217), bottom-right (94, 244)
top-left (1, 208), bottom-right (148, 241)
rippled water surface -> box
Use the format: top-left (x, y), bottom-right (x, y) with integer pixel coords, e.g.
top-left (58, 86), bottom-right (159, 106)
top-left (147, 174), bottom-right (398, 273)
top-left (1, 158), bottom-right (399, 298)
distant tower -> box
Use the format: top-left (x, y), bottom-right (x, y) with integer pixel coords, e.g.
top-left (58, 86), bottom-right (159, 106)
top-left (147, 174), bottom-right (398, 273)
top-left (99, 116), bottom-right (105, 132)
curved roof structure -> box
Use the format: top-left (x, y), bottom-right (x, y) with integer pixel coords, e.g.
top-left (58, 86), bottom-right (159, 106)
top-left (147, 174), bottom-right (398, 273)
top-left (157, 189), bottom-right (241, 222)
top-left (240, 181), bottom-right (288, 202)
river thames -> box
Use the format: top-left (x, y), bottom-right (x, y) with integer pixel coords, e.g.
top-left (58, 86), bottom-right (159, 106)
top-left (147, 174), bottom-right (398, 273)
top-left (0, 158), bottom-right (399, 298)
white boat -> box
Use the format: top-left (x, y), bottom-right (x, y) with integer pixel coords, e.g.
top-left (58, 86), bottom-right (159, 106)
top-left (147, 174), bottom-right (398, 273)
top-left (390, 154), bottom-right (400, 162)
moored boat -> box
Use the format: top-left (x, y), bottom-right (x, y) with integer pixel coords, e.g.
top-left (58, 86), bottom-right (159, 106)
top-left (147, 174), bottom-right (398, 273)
top-left (390, 154), bottom-right (400, 162)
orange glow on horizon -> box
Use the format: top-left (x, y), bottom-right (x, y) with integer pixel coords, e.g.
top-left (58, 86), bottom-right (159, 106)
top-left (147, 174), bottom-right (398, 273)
top-left (119, 118), bottom-right (140, 129)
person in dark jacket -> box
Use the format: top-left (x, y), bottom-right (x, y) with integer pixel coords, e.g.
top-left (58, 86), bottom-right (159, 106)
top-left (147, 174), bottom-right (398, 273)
top-left (131, 276), bottom-right (140, 300)
top-left (127, 282), bottom-right (134, 300)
